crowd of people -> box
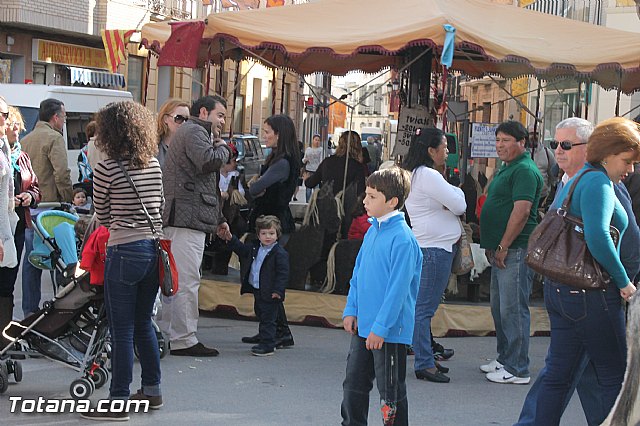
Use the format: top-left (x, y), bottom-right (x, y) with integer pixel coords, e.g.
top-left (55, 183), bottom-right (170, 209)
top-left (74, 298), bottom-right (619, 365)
top-left (1, 90), bottom-right (639, 424)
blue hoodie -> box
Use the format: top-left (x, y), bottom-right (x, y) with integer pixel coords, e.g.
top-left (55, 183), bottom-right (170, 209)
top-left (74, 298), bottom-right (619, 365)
top-left (343, 213), bottom-right (422, 344)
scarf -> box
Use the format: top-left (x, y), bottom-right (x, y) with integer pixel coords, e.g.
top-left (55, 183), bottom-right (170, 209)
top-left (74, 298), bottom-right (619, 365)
top-left (10, 141), bottom-right (21, 173)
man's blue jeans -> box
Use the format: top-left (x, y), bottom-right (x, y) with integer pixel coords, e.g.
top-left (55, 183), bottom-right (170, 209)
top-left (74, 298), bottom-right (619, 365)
top-left (534, 281), bottom-right (626, 425)
top-left (21, 226), bottom-right (43, 316)
top-left (413, 247), bottom-right (455, 371)
top-left (104, 240), bottom-right (161, 399)
top-left (489, 247), bottom-right (532, 377)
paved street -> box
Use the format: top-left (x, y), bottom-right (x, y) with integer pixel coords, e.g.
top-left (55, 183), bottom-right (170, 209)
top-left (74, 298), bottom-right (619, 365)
top-left (0, 273), bottom-right (588, 426)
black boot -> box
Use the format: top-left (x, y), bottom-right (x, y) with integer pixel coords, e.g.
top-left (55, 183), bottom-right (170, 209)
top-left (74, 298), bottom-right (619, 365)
top-left (275, 304), bottom-right (294, 349)
top-left (0, 296), bottom-right (14, 348)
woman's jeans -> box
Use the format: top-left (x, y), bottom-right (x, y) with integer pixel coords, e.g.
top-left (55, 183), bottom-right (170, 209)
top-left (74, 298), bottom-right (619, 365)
top-left (104, 240), bottom-right (161, 399)
top-left (490, 247), bottom-right (532, 377)
top-left (535, 281), bottom-right (626, 425)
top-left (0, 227), bottom-right (25, 297)
top-left (413, 247), bottom-right (455, 371)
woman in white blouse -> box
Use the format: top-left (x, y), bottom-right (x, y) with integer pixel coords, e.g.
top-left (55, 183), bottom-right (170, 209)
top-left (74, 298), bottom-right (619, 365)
top-left (403, 127), bottom-right (466, 384)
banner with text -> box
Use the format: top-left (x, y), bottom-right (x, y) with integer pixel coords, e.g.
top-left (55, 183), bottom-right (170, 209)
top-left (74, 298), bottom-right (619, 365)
top-left (392, 106), bottom-right (430, 157)
top-left (470, 123), bottom-right (499, 158)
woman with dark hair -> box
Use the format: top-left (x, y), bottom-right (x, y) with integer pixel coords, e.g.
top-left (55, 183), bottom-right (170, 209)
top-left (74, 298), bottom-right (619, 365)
top-left (535, 117), bottom-right (640, 425)
top-left (82, 101), bottom-right (163, 421)
top-left (403, 127), bottom-right (466, 383)
top-left (0, 105), bottom-right (40, 347)
top-left (248, 114), bottom-right (301, 235)
top-left (304, 130), bottom-right (366, 196)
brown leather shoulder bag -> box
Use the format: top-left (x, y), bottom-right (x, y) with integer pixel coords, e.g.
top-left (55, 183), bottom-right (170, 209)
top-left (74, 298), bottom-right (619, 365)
top-left (525, 168), bottom-right (620, 290)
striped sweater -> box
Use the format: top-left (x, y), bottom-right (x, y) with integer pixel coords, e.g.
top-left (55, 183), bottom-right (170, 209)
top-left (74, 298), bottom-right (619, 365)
top-left (93, 158), bottom-right (164, 246)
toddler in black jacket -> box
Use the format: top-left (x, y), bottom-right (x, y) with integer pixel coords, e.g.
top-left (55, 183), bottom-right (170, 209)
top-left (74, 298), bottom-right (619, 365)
top-left (219, 215), bottom-right (291, 356)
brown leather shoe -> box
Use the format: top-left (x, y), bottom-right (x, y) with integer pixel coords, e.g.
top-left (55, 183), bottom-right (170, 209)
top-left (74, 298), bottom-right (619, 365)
top-left (170, 342), bottom-right (219, 357)
top-left (130, 389), bottom-right (163, 409)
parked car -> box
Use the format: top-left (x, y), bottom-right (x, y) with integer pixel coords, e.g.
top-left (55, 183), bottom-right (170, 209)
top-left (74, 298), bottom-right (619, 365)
top-left (225, 134), bottom-right (265, 179)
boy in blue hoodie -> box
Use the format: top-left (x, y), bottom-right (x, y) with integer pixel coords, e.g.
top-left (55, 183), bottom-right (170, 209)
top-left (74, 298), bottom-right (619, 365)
top-left (341, 167), bottom-right (422, 426)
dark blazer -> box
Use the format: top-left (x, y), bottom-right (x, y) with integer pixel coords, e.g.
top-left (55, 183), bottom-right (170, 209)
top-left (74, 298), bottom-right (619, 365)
top-left (228, 236), bottom-right (289, 302)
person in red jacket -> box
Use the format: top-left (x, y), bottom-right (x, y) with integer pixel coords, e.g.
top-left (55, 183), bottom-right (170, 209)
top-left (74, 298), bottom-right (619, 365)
top-left (348, 194), bottom-right (371, 240)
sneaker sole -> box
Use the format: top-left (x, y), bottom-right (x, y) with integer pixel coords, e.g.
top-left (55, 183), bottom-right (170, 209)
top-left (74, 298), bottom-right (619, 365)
top-left (486, 375), bottom-right (530, 385)
top-left (251, 351), bottom-right (275, 357)
top-left (479, 367), bottom-right (501, 373)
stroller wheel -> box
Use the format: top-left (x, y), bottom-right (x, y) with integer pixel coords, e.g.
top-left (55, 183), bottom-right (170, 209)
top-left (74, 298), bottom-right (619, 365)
top-left (70, 378), bottom-right (93, 399)
top-left (0, 365), bottom-right (8, 393)
top-left (6, 360), bottom-right (22, 383)
top-left (90, 367), bottom-right (109, 389)
top-left (157, 332), bottom-right (168, 359)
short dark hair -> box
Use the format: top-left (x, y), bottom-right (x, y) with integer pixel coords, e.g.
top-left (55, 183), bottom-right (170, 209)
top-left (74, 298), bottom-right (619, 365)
top-left (190, 95), bottom-right (227, 117)
top-left (255, 215), bottom-right (282, 238)
top-left (73, 187), bottom-right (87, 197)
top-left (39, 98), bottom-right (64, 122)
top-left (366, 166), bottom-right (411, 210)
top-left (495, 120), bottom-right (528, 142)
top-left (402, 127), bottom-right (445, 171)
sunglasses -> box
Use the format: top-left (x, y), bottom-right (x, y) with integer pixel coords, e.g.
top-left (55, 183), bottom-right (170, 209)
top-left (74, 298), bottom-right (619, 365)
top-left (549, 140), bottom-right (586, 150)
top-left (0, 112), bottom-right (8, 119)
top-left (167, 114), bottom-right (188, 124)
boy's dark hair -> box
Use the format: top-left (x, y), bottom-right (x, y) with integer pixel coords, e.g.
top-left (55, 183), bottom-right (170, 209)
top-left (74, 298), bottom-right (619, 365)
top-left (495, 120), bottom-right (528, 142)
top-left (190, 95), bottom-right (227, 117)
top-left (255, 215), bottom-right (282, 238)
top-left (73, 187), bottom-right (87, 197)
top-left (366, 166), bottom-right (411, 209)
top-left (39, 98), bottom-right (64, 122)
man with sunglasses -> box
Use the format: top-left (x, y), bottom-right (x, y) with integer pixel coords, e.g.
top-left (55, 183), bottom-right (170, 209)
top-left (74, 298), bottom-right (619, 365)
top-left (158, 95), bottom-right (232, 357)
top-left (20, 98), bottom-right (73, 317)
top-left (515, 117), bottom-right (640, 425)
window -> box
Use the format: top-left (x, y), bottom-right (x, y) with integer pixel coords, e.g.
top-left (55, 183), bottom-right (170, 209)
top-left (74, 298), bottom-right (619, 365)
top-left (127, 56), bottom-right (144, 103)
top-left (191, 68), bottom-right (203, 102)
top-left (65, 112), bottom-right (93, 150)
top-left (243, 139), bottom-right (254, 157)
top-left (233, 94), bottom-right (244, 134)
top-left (282, 83), bottom-right (291, 114)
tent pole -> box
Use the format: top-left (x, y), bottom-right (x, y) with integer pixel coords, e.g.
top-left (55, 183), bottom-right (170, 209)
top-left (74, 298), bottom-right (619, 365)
top-left (218, 39), bottom-right (225, 95)
top-left (615, 88), bottom-right (621, 117)
top-left (205, 43), bottom-right (212, 95)
top-left (228, 59), bottom-right (241, 139)
top-left (280, 70), bottom-right (286, 114)
top-left (584, 83), bottom-right (590, 119)
top-left (575, 82), bottom-right (582, 118)
top-left (142, 50), bottom-right (151, 107)
top-left (271, 67), bottom-right (277, 116)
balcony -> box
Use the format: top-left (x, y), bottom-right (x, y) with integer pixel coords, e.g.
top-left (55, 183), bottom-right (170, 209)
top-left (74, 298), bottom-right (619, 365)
top-left (524, 0), bottom-right (604, 25)
top-left (133, 0), bottom-right (195, 20)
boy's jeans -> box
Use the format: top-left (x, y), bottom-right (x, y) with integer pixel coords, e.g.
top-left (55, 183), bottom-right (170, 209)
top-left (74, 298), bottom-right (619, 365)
top-left (104, 240), bottom-right (161, 399)
top-left (253, 292), bottom-right (279, 350)
top-left (341, 335), bottom-right (408, 426)
top-left (489, 248), bottom-right (532, 378)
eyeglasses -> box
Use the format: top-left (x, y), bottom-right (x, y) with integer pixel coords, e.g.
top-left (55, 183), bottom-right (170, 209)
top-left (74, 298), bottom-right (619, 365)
top-left (549, 140), bottom-right (586, 150)
top-left (167, 114), bottom-right (188, 124)
top-left (0, 112), bottom-right (8, 119)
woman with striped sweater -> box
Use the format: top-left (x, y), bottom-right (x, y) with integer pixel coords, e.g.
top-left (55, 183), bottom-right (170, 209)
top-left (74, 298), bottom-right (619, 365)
top-left (82, 102), bottom-right (164, 421)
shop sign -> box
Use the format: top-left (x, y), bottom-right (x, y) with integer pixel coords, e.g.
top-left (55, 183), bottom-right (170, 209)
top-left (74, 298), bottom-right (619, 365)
top-left (32, 39), bottom-right (109, 70)
top-left (392, 106), bottom-right (430, 157)
top-left (470, 123), bottom-right (499, 158)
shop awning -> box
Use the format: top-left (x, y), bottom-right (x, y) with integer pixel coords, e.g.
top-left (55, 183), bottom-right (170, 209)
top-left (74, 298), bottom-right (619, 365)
top-left (69, 67), bottom-right (126, 88)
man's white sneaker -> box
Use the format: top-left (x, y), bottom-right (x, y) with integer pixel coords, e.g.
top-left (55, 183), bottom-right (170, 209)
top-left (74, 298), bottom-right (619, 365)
top-left (486, 370), bottom-right (530, 385)
top-left (479, 359), bottom-right (503, 373)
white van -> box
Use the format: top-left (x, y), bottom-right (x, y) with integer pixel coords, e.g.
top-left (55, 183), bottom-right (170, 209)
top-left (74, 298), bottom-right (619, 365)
top-left (0, 84), bottom-right (133, 180)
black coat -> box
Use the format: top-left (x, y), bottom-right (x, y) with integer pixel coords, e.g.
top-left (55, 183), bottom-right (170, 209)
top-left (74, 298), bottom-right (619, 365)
top-left (228, 236), bottom-right (289, 302)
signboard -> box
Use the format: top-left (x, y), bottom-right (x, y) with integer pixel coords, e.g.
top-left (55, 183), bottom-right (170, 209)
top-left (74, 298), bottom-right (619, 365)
top-left (32, 39), bottom-right (109, 70)
top-left (470, 123), bottom-right (499, 158)
top-left (392, 106), bottom-right (430, 156)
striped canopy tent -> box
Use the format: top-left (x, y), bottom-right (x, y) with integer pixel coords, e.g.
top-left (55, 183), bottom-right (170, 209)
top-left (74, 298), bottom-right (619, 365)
top-left (141, 0), bottom-right (640, 93)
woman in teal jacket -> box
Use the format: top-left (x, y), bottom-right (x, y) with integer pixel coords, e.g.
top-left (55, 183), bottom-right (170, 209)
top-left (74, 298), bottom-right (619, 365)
top-left (536, 117), bottom-right (640, 425)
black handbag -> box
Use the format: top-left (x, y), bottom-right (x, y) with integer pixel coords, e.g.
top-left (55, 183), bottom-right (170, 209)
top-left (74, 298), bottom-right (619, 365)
top-left (525, 169), bottom-right (620, 290)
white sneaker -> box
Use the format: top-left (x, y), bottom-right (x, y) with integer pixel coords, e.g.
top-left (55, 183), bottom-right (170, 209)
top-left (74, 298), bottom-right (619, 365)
top-left (486, 370), bottom-right (530, 385)
top-left (479, 359), bottom-right (503, 373)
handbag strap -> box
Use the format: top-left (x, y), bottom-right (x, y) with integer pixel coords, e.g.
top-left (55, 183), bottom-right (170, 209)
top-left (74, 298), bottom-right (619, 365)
top-left (116, 160), bottom-right (159, 237)
top-left (559, 168), bottom-right (599, 213)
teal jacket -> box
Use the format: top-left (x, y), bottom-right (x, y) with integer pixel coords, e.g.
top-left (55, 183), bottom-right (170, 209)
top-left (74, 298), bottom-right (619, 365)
top-left (343, 213), bottom-right (422, 344)
top-left (552, 164), bottom-right (630, 288)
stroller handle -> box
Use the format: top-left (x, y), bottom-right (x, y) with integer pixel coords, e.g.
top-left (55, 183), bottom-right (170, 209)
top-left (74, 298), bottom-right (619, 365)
top-left (38, 202), bottom-right (74, 210)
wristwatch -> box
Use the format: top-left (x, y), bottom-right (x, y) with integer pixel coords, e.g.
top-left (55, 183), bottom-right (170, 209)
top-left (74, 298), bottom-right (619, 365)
top-left (497, 244), bottom-right (506, 252)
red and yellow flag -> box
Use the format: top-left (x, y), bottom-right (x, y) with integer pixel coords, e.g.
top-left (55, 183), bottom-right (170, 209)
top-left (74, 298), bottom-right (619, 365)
top-left (101, 29), bottom-right (136, 73)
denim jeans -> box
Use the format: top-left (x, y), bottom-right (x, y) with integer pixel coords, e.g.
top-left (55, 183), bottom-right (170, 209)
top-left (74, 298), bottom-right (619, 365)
top-left (104, 239), bottom-right (161, 399)
top-left (535, 281), bottom-right (626, 425)
top-left (413, 246), bottom-right (455, 371)
top-left (21, 225), bottom-right (44, 316)
top-left (341, 335), bottom-right (408, 426)
top-left (489, 247), bottom-right (532, 377)
top-left (515, 351), bottom-right (604, 425)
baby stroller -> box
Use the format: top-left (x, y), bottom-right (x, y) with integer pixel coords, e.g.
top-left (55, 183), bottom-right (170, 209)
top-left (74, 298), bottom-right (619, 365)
top-left (0, 207), bottom-right (110, 398)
